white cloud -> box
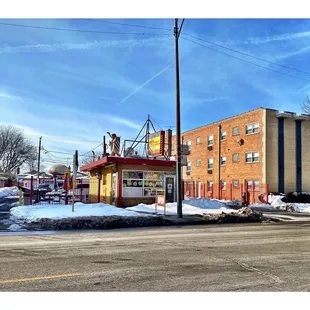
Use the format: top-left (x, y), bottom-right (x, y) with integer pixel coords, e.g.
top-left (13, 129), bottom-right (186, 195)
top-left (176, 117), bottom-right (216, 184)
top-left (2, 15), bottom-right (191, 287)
top-left (245, 30), bottom-right (310, 45)
top-left (0, 37), bottom-right (170, 54)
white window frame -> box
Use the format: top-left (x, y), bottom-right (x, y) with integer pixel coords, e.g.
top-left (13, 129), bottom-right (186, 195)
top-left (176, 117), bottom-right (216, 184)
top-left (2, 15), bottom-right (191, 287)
top-left (196, 137), bottom-right (201, 145)
top-left (245, 152), bottom-right (259, 163)
top-left (220, 156), bottom-right (227, 166)
top-left (207, 134), bottom-right (214, 146)
top-left (246, 180), bottom-right (260, 191)
top-left (186, 161), bottom-right (191, 172)
top-left (245, 122), bottom-right (259, 135)
top-left (187, 140), bottom-right (192, 151)
top-left (221, 130), bottom-right (227, 141)
top-left (207, 158), bottom-right (214, 169)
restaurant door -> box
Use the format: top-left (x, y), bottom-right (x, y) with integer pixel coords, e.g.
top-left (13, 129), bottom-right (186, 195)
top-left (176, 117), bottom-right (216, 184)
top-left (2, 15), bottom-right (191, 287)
top-left (164, 175), bottom-right (175, 203)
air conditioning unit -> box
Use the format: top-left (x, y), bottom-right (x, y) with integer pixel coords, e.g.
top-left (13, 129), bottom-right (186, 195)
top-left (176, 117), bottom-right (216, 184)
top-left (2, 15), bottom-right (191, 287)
top-left (207, 169), bottom-right (213, 174)
top-left (208, 145), bottom-right (213, 151)
top-left (186, 171), bottom-right (191, 176)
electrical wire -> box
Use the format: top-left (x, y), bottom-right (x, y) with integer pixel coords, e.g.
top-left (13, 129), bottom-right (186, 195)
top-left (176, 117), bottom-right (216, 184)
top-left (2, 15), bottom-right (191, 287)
top-left (181, 37), bottom-right (310, 83)
top-left (183, 33), bottom-right (310, 76)
top-left (85, 19), bottom-right (170, 31)
top-left (0, 22), bottom-right (171, 36)
top-left (150, 117), bottom-right (164, 131)
top-left (80, 142), bottom-right (103, 157)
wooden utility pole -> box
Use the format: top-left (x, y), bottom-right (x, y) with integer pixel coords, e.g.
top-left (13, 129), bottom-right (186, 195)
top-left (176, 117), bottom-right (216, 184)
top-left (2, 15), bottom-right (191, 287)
top-left (174, 18), bottom-right (184, 218)
top-left (36, 136), bottom-right (42, 201)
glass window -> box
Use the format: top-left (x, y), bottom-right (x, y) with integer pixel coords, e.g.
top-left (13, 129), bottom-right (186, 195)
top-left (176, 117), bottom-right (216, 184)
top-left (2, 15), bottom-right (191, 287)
top-left (221, 131), bottom-right (227, 140)
top-left (207, 135), bottom-right (214, 146)
top-left (245, 152), bottom-right (259, 163)
top-left (196, 137), bottom-right (201, 144)
top-left (233, 180), bottom-right (239, 188)
top-left (186, 161), bottom-right (191, 172)
top-left (207, 181), bottom-right (213, 191)
top-left (196, 159), bottom-right (201, 167)
top-left (207, 158), bottom-right (213, 169)
top-left (246, 180), bottom-right (260, 191)
top-left (246, 122), bottom-right (259, 135)
top-left (220, 156), bottom-right (227, 166)
top-left (232, 153), bottom-right (240, 163)
top-left (232, 127), bottom-right (240, 136)
top-left (187, 140), bottom-right (192, 151)
top-left (220, 180), bottom-right (226, 190)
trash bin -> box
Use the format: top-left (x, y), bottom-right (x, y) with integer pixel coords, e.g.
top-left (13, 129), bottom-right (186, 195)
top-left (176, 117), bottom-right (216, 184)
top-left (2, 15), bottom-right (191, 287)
top-left (23, 192), bottom-right (30, 205)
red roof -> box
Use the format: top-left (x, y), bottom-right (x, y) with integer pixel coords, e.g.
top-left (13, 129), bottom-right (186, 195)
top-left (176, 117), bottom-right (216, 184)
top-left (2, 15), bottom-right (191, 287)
top-left (80, 156), bottom-right (176, 171)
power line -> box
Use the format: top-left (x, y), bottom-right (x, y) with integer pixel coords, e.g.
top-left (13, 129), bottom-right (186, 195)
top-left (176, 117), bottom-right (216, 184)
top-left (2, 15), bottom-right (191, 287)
top-left (150, 117), bottom-right (163, 131)
top-left (81, 142), bottom-right (103, 157)
top-left (85, 19), bottom-right (170, 31)
top-left (183, 33), bottom-right (310, 76)
top-left (0, 22), bottom-right (171, 36)
top-left (182, 37), bottom-right (310, 83)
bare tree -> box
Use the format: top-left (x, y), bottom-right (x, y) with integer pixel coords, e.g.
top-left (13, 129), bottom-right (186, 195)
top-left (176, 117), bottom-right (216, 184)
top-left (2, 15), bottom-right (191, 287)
top-left (301, 95), bottom-right (310, 115)
top-left (0, 125), bottom-right (37, 175)
top-left (81, 152), bottom-right (101, 165)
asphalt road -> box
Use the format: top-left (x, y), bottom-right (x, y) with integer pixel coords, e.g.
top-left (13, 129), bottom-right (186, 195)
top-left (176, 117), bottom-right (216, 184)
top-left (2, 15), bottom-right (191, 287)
top-left (1, 222), bottom-right (310, 292)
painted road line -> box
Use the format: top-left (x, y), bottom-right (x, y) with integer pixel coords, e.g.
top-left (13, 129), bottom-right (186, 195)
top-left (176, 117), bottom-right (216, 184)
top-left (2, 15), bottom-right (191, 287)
top-left (0, 273), bottom-right (81, 284)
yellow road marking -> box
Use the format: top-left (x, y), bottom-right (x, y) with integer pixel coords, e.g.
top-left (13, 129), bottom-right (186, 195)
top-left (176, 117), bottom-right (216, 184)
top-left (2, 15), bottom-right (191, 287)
top-left (0, 273), bottom-right (81, 284)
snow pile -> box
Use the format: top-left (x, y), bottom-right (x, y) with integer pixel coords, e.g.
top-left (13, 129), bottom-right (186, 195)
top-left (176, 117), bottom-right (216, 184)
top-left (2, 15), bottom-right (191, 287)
top-left (10, 202), bottom-right (144, 223)
top-left (0, 186), bottom-right (19, 198)
top-left (185, 198), bottom-right (228, 209)
top-left (127, 199), bottom-right (235, 216)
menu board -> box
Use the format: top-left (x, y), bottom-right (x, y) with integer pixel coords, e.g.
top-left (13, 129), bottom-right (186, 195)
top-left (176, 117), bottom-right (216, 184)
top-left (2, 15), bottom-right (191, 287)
top-left (144, 172), bottom-right (163, 180)
top-left (123, 171), bottom-right (143, 180)
top-left (123, 180), bottom-right (143, 188)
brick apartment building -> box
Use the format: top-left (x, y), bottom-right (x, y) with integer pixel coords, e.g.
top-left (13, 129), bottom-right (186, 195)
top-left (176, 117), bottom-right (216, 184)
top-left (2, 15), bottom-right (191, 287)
top-left (171, 107), bottom-right (310, 196)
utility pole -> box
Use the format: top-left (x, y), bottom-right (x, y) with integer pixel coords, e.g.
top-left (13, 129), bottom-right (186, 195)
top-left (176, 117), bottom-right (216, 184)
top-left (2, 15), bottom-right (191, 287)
top-left (174, 18), bottom-right (184, 218)
top-left (37, 136), bottom-right (42, 201)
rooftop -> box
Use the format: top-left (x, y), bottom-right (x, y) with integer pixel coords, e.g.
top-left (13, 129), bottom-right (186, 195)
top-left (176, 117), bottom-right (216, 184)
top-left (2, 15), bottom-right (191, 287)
top-left (80, 156), bottom-right (176, 171)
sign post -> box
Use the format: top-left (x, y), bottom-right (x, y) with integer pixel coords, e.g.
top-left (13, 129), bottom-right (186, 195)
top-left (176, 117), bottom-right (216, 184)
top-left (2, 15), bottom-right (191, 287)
top-left (156, 189), bottom-right (166, 216)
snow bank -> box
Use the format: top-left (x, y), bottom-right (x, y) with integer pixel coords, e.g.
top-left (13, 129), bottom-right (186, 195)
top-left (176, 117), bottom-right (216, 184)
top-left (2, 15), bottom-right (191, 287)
top-left (0, 186), bottom-right (19, 198)
top-left (10, 202), bottom-right (144, 223)
top-left (127, 199), bottom-right (235, 216)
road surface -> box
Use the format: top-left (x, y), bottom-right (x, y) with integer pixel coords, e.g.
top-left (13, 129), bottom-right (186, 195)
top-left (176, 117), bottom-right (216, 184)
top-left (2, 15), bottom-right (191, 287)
top-left (1, 222), bottom-right (310, 291)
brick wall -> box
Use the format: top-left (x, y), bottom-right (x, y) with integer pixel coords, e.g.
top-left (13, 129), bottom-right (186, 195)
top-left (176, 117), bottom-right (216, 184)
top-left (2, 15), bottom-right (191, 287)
top-left (172, 108), bottom-right (265, 195)
top-left (302, 120), bottom-right (310, 191)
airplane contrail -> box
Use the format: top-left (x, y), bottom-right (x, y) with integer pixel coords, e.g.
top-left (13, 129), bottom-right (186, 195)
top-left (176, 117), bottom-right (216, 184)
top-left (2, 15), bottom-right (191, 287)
top-left (120, 62), bottom-right (173, 104)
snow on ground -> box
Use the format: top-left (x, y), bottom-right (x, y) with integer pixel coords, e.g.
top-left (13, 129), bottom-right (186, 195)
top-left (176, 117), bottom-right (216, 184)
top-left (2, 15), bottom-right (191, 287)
top-left (10, 202), bottom-right (145, 223)
top-left (0, 186), bottom-right (19, 198)
top-left (127, 198), bottom-right (235, 216)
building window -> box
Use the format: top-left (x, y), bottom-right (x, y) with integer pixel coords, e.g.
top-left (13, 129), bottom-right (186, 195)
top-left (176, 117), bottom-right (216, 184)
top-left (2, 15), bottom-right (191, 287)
top-left (196, 137), bottom-right (201, 144)
top-left (207, 158), bottom-right (213, 169)
top-left (245, 152), bottom-right (259, 163)
top-left (220, 156), bottom-right (227, 166)
top-left (246, 180), bottom-right (260, 191)
top-left (103, 174), bottom-right (107, 185)
top-left (171, 144), bottom-right (175, 152)
top-left (233, 180), bottom-right (239, 188)
top-left (221, 131), bottom-right (227, 140)
top-left (245, 122), bottom-right (259, 135)
top-left (187, 140), bottom-right (192, 151)
top-left (232, 153), bottom-right (240, 163)
top-left (186, 161), bottom-right (191, 172)
top-left (207, 181), bottom-right (213, 192)
top-left (207, 134), bottom-right (214, 146)
top-left (232, 127), bottom-right (240, 136)
top-left (220, 180), bottom-right (226, 190)
top-left (196, 159), bottom-right (201, 167)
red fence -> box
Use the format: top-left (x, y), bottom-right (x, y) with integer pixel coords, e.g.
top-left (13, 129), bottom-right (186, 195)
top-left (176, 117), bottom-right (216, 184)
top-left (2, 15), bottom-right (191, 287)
top-left (183, 181), bottom-right (269, 205)
top-left (18, 175), bottom-right (89, 206)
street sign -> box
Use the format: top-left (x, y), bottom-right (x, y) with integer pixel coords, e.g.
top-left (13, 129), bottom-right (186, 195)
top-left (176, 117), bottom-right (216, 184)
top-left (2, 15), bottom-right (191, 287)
top-left (155, 189), bottom-right (166, 215)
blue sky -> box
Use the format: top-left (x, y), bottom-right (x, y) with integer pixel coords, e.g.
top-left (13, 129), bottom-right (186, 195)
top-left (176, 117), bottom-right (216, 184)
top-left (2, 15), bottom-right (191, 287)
top-left (1, 18), bottom-right (310, 167)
